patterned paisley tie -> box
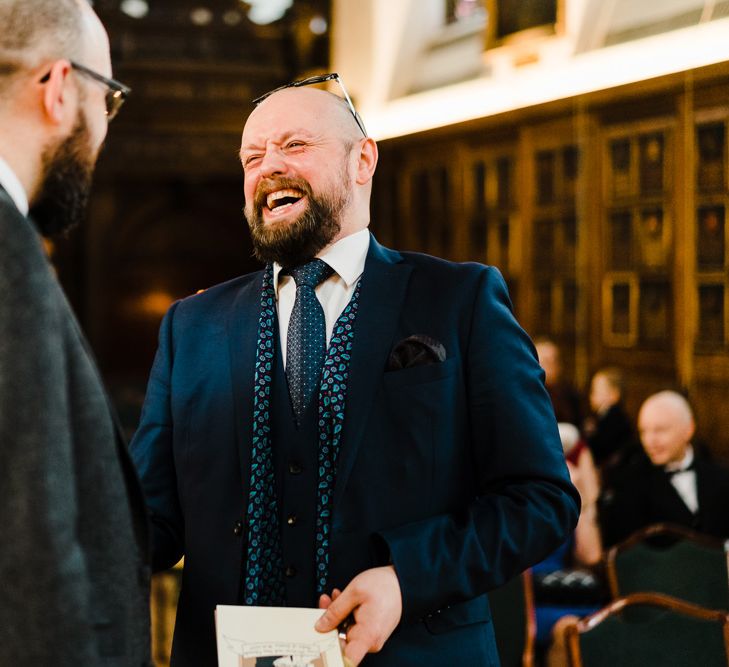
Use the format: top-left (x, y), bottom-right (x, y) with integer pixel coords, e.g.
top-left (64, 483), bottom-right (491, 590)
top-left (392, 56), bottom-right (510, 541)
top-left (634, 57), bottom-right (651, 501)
top-left (285, 259), bottom-right (334, 421)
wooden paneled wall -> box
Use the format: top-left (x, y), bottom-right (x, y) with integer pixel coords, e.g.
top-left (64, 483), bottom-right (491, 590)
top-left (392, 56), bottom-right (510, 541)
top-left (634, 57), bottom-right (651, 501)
top-left (371, 62), bottom-right (729, 463)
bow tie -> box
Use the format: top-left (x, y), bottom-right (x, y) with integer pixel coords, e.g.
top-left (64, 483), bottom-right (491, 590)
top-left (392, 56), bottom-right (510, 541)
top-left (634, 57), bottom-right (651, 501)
top-left (664, 461), bottom-right (695, 477)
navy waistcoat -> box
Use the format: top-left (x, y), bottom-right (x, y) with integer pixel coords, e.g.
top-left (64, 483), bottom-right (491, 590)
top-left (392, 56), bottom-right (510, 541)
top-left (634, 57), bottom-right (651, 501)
top-left (271, 342), bottom-right (320, 607)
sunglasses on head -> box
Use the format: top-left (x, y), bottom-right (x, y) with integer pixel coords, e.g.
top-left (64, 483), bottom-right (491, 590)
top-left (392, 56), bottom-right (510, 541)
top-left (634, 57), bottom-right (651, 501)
top-left (253, 72), bottom-right (367, 138)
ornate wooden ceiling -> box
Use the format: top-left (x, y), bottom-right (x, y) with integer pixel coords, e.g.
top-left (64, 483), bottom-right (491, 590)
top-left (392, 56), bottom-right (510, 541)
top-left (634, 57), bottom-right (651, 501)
top-left (94, 0), bottom-right (329, 78)
top-left (91, 0), bottom-right (331, 177)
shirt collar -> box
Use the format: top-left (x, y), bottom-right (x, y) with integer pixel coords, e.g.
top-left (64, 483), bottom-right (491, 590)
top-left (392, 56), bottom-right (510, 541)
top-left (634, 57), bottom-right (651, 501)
top-left (273, 228), bottom-right (370, 290)
top-left (0, 155), bottom-right (29, 216)
top-left (664, 445), bottom-right (695, 473)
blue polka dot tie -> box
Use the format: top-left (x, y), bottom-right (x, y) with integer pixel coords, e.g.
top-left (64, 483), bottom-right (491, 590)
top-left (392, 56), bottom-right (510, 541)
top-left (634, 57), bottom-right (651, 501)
top-left (285, 259), bottom-right (334, 422)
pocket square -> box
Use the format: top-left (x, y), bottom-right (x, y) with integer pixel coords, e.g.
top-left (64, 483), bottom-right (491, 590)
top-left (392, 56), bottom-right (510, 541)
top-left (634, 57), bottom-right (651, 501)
top-left (387, 334), bottom-right (446, 371)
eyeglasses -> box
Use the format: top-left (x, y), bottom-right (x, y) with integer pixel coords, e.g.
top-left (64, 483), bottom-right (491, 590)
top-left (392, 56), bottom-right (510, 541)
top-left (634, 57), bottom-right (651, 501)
top-left (252, 72), bottom-right (367, 138)
top-left (40, 61), bottom-right (131, 121)
top-left (70, 61), bottom-right (131, 121)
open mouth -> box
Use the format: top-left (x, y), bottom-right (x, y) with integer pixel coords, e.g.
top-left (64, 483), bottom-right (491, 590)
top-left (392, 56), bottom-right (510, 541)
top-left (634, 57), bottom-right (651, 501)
top-left (265, 188), bottom-right (305, 213)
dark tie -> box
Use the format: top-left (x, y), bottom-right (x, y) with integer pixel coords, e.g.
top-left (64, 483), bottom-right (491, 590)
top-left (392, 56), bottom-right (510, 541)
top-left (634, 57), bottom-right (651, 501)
top-left (285, 259), bottom-right (334, 421)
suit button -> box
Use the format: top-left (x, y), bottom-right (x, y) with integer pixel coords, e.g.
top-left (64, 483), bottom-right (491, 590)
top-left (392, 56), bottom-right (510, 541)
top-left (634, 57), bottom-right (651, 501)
top-left (233, 520), bottom-right (244, 537)
top-left (285, 565), bottom-right (297, 578)
top-left (288, 461), bottom-right (303, 474)
top-left (286, 514), bottom-right (297, 526)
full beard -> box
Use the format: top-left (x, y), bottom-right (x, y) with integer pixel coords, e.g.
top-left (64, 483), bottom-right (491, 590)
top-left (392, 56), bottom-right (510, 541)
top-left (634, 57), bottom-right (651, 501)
top-left (245, 175), bottom-right (351, 268)
top-left (29, 111), bottom-right (96, 238)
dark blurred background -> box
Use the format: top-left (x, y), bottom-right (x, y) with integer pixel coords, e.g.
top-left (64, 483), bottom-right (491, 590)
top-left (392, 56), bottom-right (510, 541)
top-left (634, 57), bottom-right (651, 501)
top-left (51, 0), bottom-right (331, 433)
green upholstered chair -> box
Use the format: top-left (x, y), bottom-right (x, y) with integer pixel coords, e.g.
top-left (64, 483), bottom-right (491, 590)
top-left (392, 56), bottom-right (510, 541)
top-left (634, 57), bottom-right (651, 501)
top-left (565, 592), bottom-right (729, 667)
top-left (605, 523), bottom-right (729, 611)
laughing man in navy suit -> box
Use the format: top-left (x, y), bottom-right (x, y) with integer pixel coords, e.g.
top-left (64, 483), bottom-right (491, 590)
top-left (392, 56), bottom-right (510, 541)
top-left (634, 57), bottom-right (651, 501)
top-left (130, 76), bottom-right (579, 667)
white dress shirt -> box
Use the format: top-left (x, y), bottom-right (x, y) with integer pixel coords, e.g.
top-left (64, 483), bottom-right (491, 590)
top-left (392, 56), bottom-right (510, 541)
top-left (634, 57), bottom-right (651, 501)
top-left (665, 446), bottom-right (698, 514)
top-left (274, 228), bottom-right (370, 368)
top-left (0, 156), bottom-right (29, 216)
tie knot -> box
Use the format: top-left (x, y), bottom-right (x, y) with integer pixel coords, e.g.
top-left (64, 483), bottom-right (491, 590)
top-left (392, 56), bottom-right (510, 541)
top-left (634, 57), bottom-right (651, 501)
top-left (286, 259), bottom-right (334, 288)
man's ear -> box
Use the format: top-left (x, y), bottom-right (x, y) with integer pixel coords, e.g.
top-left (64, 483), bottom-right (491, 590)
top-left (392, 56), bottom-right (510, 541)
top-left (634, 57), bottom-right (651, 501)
top-left (355, 137), bottom-right (378, 185)
top-left (607, 386), bottom-right (621, 406)
top-left (40, 60), bottom-right (75, 125)
top-left (686, 418), bottom-right (696, 443)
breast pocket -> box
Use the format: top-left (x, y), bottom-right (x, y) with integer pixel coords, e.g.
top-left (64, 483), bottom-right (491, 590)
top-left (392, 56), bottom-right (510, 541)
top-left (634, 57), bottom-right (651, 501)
top-left (336, 357), bottom-right (462, 532)
top-left (382, 356), bottom-right (458, 389)
top-left (382, 357), bottom-right (459, 433)
top-left (372, 357), bottom-right (460, 521)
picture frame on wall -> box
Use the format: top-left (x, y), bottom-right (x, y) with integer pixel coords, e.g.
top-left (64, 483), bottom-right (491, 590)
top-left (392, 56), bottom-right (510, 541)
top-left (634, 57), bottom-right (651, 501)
top-left (639, 280), bottom-right (671, 346)
top-left (697, 282), bottom-right (727, 349)
top-left (603, 273), bottom-right (638, 347)
top-left (639, 207), bottom-right (670, 269)
top-left (697, 204), bottom-right (725, 271)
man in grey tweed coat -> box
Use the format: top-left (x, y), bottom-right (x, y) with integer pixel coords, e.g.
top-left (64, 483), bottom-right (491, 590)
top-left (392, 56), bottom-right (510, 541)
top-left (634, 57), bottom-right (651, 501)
top-left (0, 1), bottom-right (152, 664)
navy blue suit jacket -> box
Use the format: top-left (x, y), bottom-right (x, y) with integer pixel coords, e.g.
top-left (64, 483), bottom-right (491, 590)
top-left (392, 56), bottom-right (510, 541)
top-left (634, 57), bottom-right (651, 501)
top-left (131, 235), bottom-right (579, 666)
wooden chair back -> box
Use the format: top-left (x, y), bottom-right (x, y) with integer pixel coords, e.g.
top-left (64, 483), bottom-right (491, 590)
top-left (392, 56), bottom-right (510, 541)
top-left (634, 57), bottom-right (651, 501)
top-left (605, 522), bottom-right (729, 611)
top-left (565, 592), bottom-right (729, 667)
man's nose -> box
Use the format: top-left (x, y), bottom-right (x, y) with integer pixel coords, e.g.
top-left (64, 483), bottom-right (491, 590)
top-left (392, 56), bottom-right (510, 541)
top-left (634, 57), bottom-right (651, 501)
top-left (259, 147), bottom-right (287, 177)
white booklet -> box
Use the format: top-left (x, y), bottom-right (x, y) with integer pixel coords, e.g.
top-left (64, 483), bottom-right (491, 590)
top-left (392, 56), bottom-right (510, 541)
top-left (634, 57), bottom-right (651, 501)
top-left (215, 605), bottom-right (344, 667)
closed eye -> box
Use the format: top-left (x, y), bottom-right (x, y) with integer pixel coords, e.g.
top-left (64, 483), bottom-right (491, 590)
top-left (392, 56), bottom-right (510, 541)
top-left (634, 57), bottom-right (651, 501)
top-left (243, 154), bottom-right (262, 166)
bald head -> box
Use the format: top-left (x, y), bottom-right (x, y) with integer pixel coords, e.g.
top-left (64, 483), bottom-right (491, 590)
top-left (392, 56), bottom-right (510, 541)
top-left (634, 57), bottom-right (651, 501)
top-left (638, 391), bottom-right (695, 466)
top-left (245, 87), bottom-right (364, 149)
top-left (0, 0), bottom-right (114, 234)
top-left (641, 391), bottom-right (693, 425)
top-left (0, 0), bottom-right (90, 90)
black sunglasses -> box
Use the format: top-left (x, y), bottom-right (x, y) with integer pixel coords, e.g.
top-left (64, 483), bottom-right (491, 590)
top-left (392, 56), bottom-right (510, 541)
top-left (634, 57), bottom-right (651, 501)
top-left (40, 61), bottom-right (131, 121)
top-left (252, 72), bottom-right (367, 138)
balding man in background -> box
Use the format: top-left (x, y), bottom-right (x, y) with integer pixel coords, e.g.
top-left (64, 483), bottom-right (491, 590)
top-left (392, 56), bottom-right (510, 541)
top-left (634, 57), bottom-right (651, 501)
top-left (131, 77), bottom-right (578, 666)
top-left (0, 1), bottom-right (151, 664)
top-left (600, 390), bottom-right (729, 547)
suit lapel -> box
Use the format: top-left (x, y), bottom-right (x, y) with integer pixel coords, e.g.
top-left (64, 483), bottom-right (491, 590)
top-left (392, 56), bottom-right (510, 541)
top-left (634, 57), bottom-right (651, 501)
top-left (227, 270), bottom-right (266, 489)
top-left (0, 184), bottom-right (14, 210)
top-left (694, 457), bottom-right (710, 523)
top-left (333, 236), bottom-right (411, 508)
top-left (652, 465), bottom-right (695, 521)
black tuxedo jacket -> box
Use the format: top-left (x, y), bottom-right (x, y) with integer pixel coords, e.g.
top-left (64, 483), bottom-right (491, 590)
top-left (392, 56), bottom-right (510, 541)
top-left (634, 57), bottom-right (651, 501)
top-left (586, 403), bottom-right (633, 466)
top-left (600, 452), bottom-right (729, 547)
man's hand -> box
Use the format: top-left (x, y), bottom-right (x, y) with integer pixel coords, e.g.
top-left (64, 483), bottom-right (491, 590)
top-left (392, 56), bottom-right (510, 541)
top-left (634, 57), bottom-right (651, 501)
top-left (315, 565), bottom-right (402, 666)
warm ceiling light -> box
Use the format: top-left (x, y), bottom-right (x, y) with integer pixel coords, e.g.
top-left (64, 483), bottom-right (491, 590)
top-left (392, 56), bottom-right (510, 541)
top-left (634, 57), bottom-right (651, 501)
top-left (119, 0), bottom-right (149, 19)
top-left (309, 15), bottom-right (328, 36)
top-left (241, 0), bottom-right (292, 25)
top-left (190, 7), bottom-right (214, 26)
top-left (223, 10), bottom-right (243, 26)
